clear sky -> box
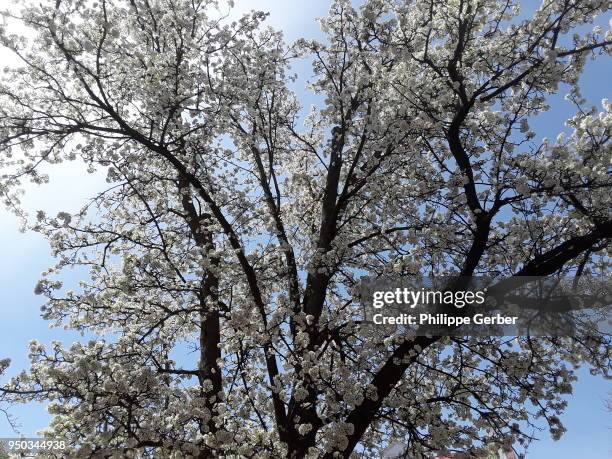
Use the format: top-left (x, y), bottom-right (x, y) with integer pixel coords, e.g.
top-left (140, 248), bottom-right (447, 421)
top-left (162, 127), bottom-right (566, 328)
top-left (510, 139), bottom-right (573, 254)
top-left (0, 1), bottom-right (610, 457)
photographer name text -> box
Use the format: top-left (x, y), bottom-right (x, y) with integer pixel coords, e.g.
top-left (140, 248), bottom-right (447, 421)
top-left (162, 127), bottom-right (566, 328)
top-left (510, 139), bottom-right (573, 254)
top-left (371, 288), bottom-right (517, 326)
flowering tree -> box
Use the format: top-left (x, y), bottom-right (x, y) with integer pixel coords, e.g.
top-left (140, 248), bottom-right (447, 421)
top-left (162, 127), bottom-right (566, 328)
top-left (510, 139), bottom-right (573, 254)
top-left (0, 0), bottom-right (610, 457)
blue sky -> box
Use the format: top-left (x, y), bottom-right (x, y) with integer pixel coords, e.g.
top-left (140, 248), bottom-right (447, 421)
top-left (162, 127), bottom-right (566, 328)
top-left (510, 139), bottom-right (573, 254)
top-left (0, 1), bottom-right (610, 457)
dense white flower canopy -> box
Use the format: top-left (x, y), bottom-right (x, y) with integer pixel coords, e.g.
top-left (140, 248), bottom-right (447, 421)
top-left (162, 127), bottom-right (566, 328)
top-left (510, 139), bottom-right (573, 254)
top-left (0, 0), bottom-right (610, 457)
